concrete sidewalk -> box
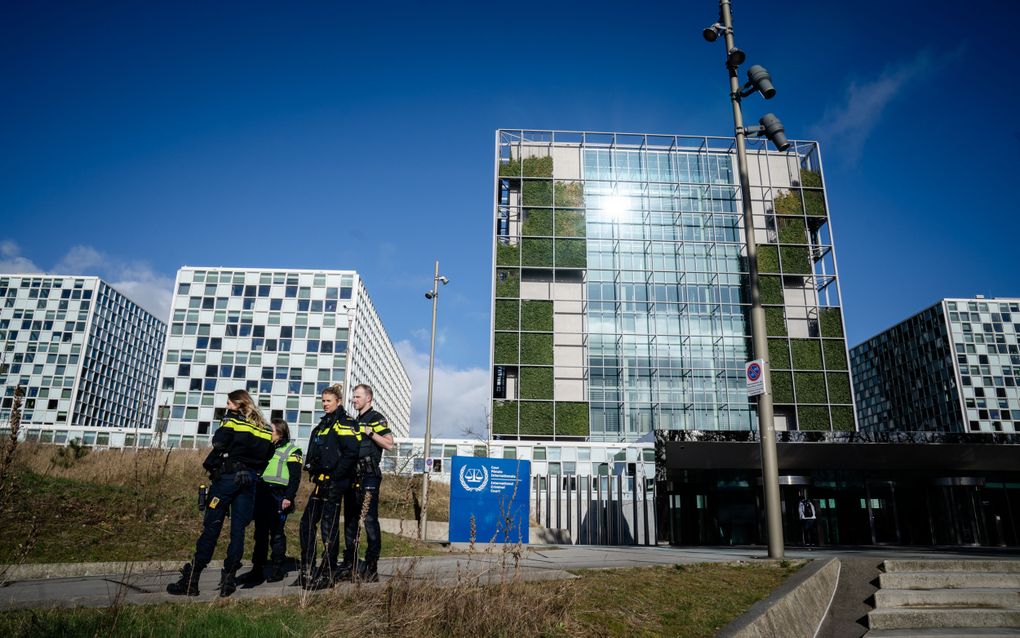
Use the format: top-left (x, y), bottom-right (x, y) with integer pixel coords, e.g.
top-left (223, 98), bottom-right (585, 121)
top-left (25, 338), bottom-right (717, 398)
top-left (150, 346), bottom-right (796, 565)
top-left (3, 545), bottom-right (1018, 613)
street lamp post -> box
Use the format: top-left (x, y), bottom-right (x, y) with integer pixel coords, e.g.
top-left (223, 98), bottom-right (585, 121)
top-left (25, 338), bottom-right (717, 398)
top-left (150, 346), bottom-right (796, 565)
top-left (420, 260), bottom-right (449, 541)
top-left (705, 0), bottom-right (789, 559)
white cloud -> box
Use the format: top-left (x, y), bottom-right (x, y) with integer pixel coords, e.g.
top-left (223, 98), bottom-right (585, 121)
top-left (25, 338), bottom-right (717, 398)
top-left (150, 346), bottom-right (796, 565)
top-left (0, 240), bottom-right (174, 321)
top-left (0, 240), bottom-right (42, 274)
top-left (395, 340), bottom-right (489, 439)
top-left (808, 48), bottom-right (961, 164)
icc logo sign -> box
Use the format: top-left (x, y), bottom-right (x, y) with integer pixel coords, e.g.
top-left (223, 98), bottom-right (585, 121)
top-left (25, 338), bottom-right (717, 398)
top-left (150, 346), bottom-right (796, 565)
top-left (459, 464), bottom-right (489, 492)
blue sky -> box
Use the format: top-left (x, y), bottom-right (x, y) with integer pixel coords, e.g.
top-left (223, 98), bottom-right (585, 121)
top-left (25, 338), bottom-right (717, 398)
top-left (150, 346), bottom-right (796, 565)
top-left (3, 1), bottom-right (1019, 436)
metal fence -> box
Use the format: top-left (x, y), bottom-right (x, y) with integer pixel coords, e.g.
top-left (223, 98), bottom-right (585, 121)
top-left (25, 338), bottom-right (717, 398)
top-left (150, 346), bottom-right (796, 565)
top-left (532, 473), bottom-right (658, 545)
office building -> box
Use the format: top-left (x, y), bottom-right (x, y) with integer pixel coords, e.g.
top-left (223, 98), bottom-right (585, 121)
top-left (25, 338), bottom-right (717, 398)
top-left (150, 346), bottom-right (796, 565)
top-left (851, 296), bottom-right (1020, 433)
top-left (491, 129), bottom-right (855, 443)
top-left (157, 267), bottom-right (411, 449)
top-left (0, 274), bottom-right (166, 447)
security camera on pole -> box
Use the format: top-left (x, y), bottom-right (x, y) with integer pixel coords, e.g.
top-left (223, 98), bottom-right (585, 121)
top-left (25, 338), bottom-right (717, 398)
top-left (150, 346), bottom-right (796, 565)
top-left (420, 260), bottom-right (448, 541)
top-left (704, 0), bottom-right (787, 559)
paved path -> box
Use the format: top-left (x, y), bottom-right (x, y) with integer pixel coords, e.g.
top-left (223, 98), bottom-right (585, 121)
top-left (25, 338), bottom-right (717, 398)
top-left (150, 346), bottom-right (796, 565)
top-left (3, 545), bottom-right (1018, 612)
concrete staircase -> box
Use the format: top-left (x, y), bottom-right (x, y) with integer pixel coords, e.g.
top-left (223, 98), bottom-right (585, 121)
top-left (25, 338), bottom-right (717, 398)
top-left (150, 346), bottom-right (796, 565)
top-left (865, 559), bottom-right (1020, 637)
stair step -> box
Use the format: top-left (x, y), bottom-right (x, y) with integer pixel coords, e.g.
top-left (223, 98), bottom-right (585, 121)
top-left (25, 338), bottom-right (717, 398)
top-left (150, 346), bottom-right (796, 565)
top-left (875, 588), bottom-right (1020, 609)
top-left (880, 572), bottom-right (1020, 590)
top-left (868, 608), bottom-right (1020, 631)
top-left (866, 629), bottom-right (1020, 637)
top-left (884, 560), bottom-right (1020, 574)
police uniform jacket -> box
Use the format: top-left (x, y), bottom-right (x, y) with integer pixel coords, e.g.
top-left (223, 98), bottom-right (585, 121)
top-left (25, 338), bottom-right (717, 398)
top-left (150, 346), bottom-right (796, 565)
top-left (305, 408), bottom-right (361, 482)
top-left (355, 408), bottom-right (391, 474)
top-left (203, 409), bottom-right (275, 474)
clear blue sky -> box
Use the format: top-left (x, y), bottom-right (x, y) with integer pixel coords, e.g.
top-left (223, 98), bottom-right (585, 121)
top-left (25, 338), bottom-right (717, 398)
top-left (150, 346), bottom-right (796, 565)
top-left (3, 1), bottom-right (1019, 435)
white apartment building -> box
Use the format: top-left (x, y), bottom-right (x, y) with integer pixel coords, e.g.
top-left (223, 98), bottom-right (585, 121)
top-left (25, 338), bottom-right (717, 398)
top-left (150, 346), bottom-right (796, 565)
top-left (0, 274), bottom-right (166, 447)
top-left (157, 267), bottom-right (410, 449)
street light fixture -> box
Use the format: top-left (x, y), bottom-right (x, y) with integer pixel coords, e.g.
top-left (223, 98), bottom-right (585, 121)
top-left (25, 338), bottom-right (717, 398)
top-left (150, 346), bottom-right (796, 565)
top-left (420, 260), bottom-right (448, 541)
top-left (703, 0), bottom-right (786, 559)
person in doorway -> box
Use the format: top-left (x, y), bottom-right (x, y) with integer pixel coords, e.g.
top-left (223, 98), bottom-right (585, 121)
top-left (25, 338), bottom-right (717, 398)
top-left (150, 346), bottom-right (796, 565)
top-left (238, 418), bottom-right (302, 586)
top-left (798, 493), bottom-right (818, 546)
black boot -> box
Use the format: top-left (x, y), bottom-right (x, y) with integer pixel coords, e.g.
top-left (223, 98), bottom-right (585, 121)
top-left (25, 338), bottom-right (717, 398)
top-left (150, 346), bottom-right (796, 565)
top-left (289, 565), bottom-right (309, 588)
top-left (266, 561), bottom-right (288, 583)
top-left (335, 561), bottom-right (353, 582)
top-left (238, 562), bottom-right (266, 587)
top-left (356, 560), bottom-right (379, 583)
top-left (305, 562), bottom-right (335, 590)
top-left (166, 562), bottom-right (202, 596)
top-left (219, 567), bottom-right (239, 597)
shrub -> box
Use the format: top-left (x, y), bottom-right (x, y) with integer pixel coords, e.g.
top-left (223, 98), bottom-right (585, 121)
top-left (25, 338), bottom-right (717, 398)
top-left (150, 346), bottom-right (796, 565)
top-left (777, 217), bottom-right (807, 244)
top-left (795, 372), bottom-right (827, 403)
top-left (771, 370), bottom-right (794, 403)
top-left (822, 340), bottom-right (848, 370)
top-left (791, 339), bottom-right (823, 369)
top-left (765, 307), bottom-right (786, 336)
top-left (759, 276), bottom-right (783, 305)
top-left (492, 401), bottom-right (518, 434)
top-left (521, 300), bottom-right (553, 332)
top-left (555, 402), bottom-right (590, 436)
top-left (826, 372), bottom-right (852, 404)
top-left (799, 168), bottom-right (823, 188)
top-left (555, 181), bottom-right (584, 207)
top-left (521, 333), bottom-right (553, 365)
top-left (50, 439), bottom-right (89, 469)
top-left (804, 190), bottom-right (826, 217)
top-left (798, 405), bottom-right (830, 431)
top-left (496, 243), bottom-right (520, 267)
top-left (519, 402), bottom-right (554, 435)
top-left (520, 367), bottom-right (553, 400)
top-left (757, 245), bottom-right (780, 274)
top-left (522, 180), bottom-right (553, 206)
top-left (831, 406), bottom-right (856, 431)
top-left (494, 300), bottom-right (519, 331)
top-left (773, 190), bottom-right (802, 215)
top-left (495, 269), bottom-right (519, 298)
top-left (780, 245), bottom-right (812, 274)
top-left (522, 238), bottom-right (554, 267)
top-left (494, 333), bottom-right (519, 364)
top-left (819, 307), bottom-right (844, 338)
top-left (555, 239), bottom-right (586, 268)
top-left (523, 155), bottom-right (554, 177)
top-left (555, 210), bottom-right (585, 237)
top-left (498, 158), bottom-right (521, 177)
top-left (768, 338), bottom-right (790, 369)
top-left (522, 209), bottom-right (553, 236)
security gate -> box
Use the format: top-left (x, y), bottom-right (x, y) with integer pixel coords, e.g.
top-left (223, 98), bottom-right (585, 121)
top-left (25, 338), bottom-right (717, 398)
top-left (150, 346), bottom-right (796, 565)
top-left (532, 473), bottom-right (658, 545)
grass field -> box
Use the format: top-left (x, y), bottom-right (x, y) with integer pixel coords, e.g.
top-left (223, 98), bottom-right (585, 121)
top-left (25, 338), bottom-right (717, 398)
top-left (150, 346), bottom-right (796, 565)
top-left (0, 443), bottom-right (446, 564)
top-left (0, 562), bottom-right (801, 638)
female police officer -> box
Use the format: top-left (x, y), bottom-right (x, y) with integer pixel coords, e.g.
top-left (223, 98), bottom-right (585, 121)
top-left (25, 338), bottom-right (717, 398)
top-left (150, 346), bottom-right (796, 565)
top-left (167, 389), bottom-right (274, 597)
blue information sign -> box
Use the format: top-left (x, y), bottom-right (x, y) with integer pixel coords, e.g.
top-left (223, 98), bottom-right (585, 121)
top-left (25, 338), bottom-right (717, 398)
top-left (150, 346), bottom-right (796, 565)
top-left (449, 456), bottom-right (531, 544)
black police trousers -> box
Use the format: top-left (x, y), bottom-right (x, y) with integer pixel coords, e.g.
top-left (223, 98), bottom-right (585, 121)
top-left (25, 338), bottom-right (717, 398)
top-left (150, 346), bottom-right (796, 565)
top-left (298, 479), bottom-right (348, 573)
top-left (251, 482), bottom-right (289, 567)
top-left (343, 474), bottom-right (382, 564)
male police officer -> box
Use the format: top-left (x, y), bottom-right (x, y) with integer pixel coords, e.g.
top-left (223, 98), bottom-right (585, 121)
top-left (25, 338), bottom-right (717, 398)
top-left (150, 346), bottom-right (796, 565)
top-left (340, 383), bottom-right (394, 582)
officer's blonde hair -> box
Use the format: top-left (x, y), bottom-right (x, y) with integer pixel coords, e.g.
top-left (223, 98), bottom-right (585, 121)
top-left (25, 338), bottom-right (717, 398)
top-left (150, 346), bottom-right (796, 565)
top-left (227, 389), bottom-right (269, 430)
top-left (322, 383), bottom-right (344, 402)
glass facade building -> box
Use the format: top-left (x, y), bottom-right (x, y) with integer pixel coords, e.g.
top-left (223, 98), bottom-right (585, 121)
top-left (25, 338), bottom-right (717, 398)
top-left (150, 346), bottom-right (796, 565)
top-left (491, 130), bottom-right (855, 443)
top-left (0, 274), bottom-right (166, 447)
top-left (852, 296), bottom-right (1020, 433)
top-left (158, 267), bottom-right (411, 450)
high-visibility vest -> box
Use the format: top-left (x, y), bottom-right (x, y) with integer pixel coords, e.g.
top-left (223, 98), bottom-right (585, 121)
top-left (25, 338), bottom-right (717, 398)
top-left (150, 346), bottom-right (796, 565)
top-left (262, 442), bottom-right (301, 486)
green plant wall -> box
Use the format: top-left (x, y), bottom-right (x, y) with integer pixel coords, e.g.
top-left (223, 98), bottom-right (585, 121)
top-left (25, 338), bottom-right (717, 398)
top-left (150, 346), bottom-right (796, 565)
top-left (496, 243), bottom-right (520, 267)
top-left (822, 340), bottom-right (848, 370)
top-left (494, 300), bottom-right (519, 331)
top-left (774, 191), bottom-right (802, 215)
top-left (521, 300), bottom-right (553, 332)
top-left (758, 245), bottom-right (780, 273)
top-left (826, 372), bottom-right (852, 404)
top-left (777, 217), bottom-right (807, 244)
top-left (795, 372), bottom-right (827, 403)
top-left (520, 366), bottom-right (553, 399)
top-left (799, 168), bottom-right (822, 188)
top-left (831, 406), bottom-right (855, 431)
top-left (791, 339), bottom-right (823, 369)
top-left (522, 209), bottom-right (553, 236)
top-left (498, 155), bottom-right (554, 178)
top-left (780, 246), bottom-right (812, 274)
top-left (555, 181), bottom-right (584, 207)
top-left (495, 269), bottom-right (519, 298)
top-left (494, 332), bottom-right (519, 365)
top-left (555, 402), bottom-right (590, 436)
top-left (521, 333), bottom-right (553, 365)
top-left (765, 307), bottom-right (786, 336)
top-left (804, 191), bottom-right (826, 217)
top-left (771, 370), bottom-right (794, 403)
top-left (521, 238), bottom-right (554, 267)
top-left (492, 400), bottom-right (518, 434)
top-left (819, 308), bottom-right (844, 338)
top-left (798, 405), bottom-right (830, 431)
top-left (520, 401), bottom-right (554, 435)
top-left (555, 239), bottom-right (586, 268)
top-left (769, 338), bottom-right (791, 369)
top-left (555, 210), bottom-right (586, 237)
top-left (760, 276), bottom-right (784, 305)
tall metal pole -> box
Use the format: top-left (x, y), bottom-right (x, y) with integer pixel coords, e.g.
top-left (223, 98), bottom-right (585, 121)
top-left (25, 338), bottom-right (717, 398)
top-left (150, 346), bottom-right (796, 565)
top-left (420, 260), bottom-right (440, 541)
top-left (719, 0), bottom-right (784, 558)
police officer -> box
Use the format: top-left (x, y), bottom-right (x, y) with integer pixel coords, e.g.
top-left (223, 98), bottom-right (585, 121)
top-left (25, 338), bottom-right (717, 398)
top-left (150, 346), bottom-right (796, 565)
top-left (167, 389), bottom-right (274, 597)
top-left (238, 418), bottom-right (302, 586)
top-left (295, 384), bottom-right (360, 589)
top-left (341, 383), bottom-right (393, 583)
